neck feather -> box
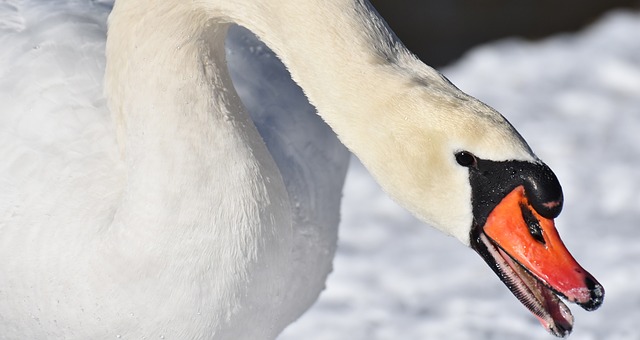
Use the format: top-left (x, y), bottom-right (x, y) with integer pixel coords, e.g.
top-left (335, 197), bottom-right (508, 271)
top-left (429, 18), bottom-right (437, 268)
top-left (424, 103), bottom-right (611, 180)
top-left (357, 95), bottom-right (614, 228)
top-left (106, 0), bottom-right (509, 243)
top-left (105, 3), bottom-right (295, 336)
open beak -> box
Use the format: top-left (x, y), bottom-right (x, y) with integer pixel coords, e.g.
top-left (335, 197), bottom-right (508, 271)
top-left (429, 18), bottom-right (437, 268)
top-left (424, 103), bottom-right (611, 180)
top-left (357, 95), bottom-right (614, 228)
top-left (474, 185), bottom-right (604, 337)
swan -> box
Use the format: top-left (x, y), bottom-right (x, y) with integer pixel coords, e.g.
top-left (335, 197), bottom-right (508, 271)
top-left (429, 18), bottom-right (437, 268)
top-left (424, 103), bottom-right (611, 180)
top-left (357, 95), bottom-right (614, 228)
top-left (0, 0), bottom-right (604, 338)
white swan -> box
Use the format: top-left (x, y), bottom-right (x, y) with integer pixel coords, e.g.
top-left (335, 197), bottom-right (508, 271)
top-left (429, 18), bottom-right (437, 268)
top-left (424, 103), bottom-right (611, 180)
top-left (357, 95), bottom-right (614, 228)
top-left (0, 0), bottom-right (604, 338)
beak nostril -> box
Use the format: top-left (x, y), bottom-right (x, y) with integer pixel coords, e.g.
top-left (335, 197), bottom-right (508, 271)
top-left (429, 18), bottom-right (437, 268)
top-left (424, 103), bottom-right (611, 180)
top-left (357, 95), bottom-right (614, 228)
top-left (520, 203), bottom-right (546, 245)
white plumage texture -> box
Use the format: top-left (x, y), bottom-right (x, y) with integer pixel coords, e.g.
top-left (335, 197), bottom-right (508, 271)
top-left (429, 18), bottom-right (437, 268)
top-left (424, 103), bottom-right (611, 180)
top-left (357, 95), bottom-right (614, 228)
top-left (1, 0), bottom-right (350, 337)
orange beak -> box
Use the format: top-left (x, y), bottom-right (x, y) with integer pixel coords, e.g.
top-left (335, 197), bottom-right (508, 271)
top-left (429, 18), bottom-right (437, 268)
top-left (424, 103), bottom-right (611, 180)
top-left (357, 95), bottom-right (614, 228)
top-left (480, 185), bottom-right (604, 336)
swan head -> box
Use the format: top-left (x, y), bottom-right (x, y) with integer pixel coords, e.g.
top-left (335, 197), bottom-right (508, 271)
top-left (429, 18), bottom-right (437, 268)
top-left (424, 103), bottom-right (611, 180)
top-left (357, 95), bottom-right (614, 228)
top-left (344, 73), bottom-right (604, 337)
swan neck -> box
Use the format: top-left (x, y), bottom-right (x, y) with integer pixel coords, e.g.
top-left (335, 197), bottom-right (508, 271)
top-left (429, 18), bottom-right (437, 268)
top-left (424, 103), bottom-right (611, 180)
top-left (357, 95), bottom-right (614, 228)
top-left (105, 5), bottom-right (295, 335)
top-left (224, 0), bottom-right (420, 132)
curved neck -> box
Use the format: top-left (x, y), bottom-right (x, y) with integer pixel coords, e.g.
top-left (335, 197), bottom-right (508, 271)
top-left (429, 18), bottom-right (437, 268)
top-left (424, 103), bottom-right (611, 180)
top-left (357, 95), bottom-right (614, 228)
top-left (102, 2), bottom-right (533, 331)
top-left (105, 0), bottom-right (489, 240)
top-left (108, 0), bottom-right (453, 151)
top-left (217, 0), bottom-right (446, 142)
top-left (105, 2), bottom-right (297, 336)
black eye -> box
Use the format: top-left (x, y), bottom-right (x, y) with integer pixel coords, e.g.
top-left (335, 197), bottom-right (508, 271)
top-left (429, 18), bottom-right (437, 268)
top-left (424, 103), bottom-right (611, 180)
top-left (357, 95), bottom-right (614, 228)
top-left (455, 151), bottom-right (476, 168)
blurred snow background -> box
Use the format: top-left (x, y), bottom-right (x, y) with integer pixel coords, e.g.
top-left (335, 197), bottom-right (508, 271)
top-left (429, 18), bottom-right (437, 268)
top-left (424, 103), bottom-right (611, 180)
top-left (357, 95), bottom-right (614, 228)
top-left (279, 10), bottom-right (640, 340)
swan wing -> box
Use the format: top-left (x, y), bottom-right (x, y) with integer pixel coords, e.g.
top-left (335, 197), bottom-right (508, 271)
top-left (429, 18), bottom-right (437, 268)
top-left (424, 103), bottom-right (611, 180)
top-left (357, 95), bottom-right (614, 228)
top-left (0, 3), bottom-right (350, 332)
top-left (227, 25), bottom-right (350, 315)
top-left (0, 0), bottom-right (119, 228)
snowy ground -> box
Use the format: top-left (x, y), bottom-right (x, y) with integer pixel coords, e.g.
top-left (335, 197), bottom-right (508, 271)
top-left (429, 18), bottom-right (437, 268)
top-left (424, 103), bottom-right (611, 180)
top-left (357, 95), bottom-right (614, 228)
top-left (279, 10), bottom-right (640, 340)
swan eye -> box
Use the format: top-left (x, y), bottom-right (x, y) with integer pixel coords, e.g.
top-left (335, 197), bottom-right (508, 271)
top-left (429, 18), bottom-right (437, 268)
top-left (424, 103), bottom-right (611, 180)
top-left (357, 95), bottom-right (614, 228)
top-left (455, 151), bottom-right (477, 168)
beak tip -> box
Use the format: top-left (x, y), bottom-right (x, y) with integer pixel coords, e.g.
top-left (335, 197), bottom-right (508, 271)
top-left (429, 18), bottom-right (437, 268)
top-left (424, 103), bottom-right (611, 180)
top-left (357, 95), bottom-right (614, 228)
top-left (579, 276), bottom-right (605, 311)
top-left (552, 324), bottom-right (572, 338)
